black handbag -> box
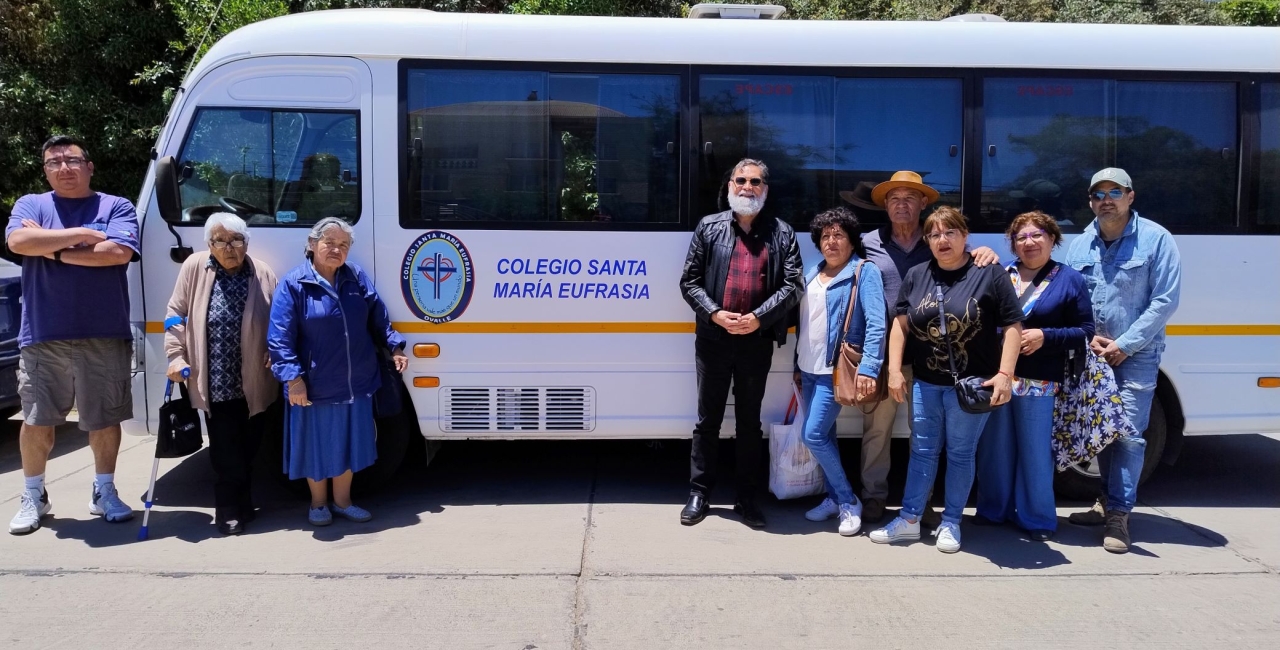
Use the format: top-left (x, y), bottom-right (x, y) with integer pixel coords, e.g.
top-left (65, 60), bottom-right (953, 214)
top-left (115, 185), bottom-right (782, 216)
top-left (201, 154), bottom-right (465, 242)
top-left (156, 380), bottom-right (203, 458)
top-left (370, 347), bottom-right (403, 419)
top-left (936, 284), bottom-right (999, 415)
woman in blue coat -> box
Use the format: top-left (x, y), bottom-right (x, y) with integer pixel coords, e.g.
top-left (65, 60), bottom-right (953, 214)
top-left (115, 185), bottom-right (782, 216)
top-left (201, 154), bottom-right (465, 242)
top-left (974, 211), bottom-right (1094, 541)
top-left (268, 217), bottom-right (407, 526)
top-left (795, 207), bottom-right (885, 537)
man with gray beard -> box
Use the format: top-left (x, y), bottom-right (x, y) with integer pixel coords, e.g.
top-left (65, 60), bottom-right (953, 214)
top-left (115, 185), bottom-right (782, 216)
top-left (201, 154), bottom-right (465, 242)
top-left (678, 159), bottom-right (804, 529)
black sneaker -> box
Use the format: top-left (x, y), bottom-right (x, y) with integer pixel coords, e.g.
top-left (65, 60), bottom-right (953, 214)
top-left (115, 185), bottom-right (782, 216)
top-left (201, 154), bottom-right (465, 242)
top-left (1103, 511), bottom-right (1130, 554)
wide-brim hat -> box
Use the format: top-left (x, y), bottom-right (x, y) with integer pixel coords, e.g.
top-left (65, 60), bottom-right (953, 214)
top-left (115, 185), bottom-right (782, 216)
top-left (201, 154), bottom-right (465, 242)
top-left (871, 171), bottom-right (940, 207)
top-left (838, 181), bottom-right (884, 211)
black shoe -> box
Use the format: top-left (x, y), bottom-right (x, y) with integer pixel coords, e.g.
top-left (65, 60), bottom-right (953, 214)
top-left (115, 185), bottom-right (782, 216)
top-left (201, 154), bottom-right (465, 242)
top-left (970, 514), bottom-right (1003, 527)
top-left (1028, 529), bottom-right (1054, 542)
top-left (680, 493), bottom-right (709, 526)
top-left (733, 500), bottom-right (766, 529)
top-left (218, 519), bottom-right (245, 536)
top-left (862, 498), bottom-right (886, 524)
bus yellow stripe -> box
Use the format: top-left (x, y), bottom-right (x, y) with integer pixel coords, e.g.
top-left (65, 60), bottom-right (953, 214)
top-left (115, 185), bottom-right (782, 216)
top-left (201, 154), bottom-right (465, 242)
top-left (144, 322), bottom-right (1280, 336)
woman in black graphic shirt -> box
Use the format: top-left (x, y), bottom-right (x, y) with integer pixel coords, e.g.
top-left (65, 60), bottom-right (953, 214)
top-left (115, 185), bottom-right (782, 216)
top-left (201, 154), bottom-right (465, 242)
top-left (868, 207), bottom-right (1023, 554)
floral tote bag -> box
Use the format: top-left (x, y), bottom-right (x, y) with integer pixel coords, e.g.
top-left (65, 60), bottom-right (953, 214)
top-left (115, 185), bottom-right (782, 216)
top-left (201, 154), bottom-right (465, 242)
top-left (1051, 349), bottom-right (1140, 472)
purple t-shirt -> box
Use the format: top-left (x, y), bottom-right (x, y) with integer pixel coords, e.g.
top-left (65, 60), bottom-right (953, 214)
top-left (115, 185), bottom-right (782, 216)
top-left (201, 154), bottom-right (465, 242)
top-left (5, 192), bottom-right (140, 348)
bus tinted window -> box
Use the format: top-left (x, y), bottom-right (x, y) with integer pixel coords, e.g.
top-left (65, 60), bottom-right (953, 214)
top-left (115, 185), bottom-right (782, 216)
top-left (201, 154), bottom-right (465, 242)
top-left (1116, 81), bottom-right (1237, 231)
top-left (174, 109), bottom-right (360, 226)
top-left (982, 78), bottom-right (1237, 233)
top-left (698, 76), bottom-right (962, 230)
top-left (403, 69), bottom-right (680, 226)
top-left (1260, 84), bottom-right (1280, 226)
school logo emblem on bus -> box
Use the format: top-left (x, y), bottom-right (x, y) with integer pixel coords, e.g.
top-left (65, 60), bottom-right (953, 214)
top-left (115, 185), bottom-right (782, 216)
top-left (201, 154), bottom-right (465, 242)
top-left (401, 231), bottom-right (475, 323)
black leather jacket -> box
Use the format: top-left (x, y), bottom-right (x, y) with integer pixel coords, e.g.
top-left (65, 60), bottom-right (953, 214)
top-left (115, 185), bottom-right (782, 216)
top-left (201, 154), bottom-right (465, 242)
top-left (679, 210), bottom-right (804, 346)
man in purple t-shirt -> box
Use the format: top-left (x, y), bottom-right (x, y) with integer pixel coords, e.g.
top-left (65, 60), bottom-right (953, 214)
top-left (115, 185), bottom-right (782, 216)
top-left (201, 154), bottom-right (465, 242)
top-left (5, 135), bottom-right (140, 535)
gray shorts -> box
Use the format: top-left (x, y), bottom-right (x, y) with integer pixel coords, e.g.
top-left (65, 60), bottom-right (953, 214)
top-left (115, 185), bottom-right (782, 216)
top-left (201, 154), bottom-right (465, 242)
top-left (18, 338), bottom-right (133, 431)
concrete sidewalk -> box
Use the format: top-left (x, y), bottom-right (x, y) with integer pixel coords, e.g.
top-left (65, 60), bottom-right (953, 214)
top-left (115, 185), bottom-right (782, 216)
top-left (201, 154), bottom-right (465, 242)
top-left (1, 426), bottom-right (1277, 648)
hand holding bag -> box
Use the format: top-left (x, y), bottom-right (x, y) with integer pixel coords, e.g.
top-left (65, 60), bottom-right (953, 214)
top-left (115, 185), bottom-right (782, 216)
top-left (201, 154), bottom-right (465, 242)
top-left (832, 260), bottom-right (889, 408)
top-left (936, 284), bottom-right (999, 415)
top-left (1051, 348), bottom-right (1137, 471)
top-left (156, 379), bottom-right (203, 459)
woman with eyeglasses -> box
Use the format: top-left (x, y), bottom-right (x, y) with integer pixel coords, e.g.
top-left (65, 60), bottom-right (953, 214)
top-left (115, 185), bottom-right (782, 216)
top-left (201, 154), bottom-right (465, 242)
top-left (973, 212), bottom-right (1094, 541)
top-left (869, 207), bottom-right (1023, 554)
top-left (164, 213), bottom-right (280, 536)
top-left (268, 217), bottom-right (408, 526)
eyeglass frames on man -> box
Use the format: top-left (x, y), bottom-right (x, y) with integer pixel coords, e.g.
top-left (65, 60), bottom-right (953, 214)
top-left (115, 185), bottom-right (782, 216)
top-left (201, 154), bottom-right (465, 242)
top-left (732, 177), bottom-right (765, 187)
top-left (43, 158), bottom-right (86, 171)
top-left (1090, 188), bottom-right (1127, 201)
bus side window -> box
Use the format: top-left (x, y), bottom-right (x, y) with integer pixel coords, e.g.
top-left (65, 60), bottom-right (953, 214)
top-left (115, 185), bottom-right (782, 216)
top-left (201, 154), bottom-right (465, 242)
top-left (173, 108), bottom-right (360, 226)
top-left (1256, 83), bottom-right (1279, 228)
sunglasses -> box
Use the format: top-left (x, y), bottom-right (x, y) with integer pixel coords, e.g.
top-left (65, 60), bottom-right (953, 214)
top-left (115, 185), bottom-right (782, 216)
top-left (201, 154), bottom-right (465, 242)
top-left (1090, 188), bottom-right (1127, 201)
top-left (733, 177), bottom-right (765, 187)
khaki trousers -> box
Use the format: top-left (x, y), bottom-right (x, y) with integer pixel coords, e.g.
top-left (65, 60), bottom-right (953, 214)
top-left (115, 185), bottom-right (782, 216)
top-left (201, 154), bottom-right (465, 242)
top-left (860, 366), bottom-right (913, 501)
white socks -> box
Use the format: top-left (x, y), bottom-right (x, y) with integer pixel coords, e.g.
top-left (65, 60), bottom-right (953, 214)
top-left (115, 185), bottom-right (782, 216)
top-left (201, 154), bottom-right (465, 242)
top-left (94, 473), bottom-right (114, 489)
top-left (24, 474), bottom-right (44, 495)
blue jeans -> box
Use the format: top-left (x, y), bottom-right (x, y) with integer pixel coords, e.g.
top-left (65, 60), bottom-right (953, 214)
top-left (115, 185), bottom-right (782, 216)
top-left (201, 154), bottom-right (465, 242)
top-left (1099, 352), bottom-right (1160, 513)
top-left (901, 381), bottom-right (993, 525)
top-left (799, 372), bottom-right (856, 505)
top-left (975, 393), bottom-right (1058, 532)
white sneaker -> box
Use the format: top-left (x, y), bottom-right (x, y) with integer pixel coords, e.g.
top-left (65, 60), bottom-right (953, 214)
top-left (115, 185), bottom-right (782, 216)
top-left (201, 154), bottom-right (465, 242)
top-left (9, 490), bottom-right (52, 535)
top-left (869, 516), bottom-right (921, 544)
top-left (89, 482), bottom-right (134, 523)
top-left (936, 521), bottom-right (962, 553)
top-left (837, 501), bottom-right (862, 537)
top-left (805, 498), bottom-right (840, 522)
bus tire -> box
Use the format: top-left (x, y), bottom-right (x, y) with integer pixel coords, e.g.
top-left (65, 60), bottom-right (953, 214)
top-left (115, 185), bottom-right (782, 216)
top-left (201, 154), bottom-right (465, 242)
top-left (1053, 393), bottom-right (1168, 501)
top-left (353, 388), bottom-right (415, 495)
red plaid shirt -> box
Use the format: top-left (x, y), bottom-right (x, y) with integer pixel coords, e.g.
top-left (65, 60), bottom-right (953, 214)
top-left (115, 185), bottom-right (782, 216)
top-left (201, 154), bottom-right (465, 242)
top-left (721, 221), bottom-right (770, 315)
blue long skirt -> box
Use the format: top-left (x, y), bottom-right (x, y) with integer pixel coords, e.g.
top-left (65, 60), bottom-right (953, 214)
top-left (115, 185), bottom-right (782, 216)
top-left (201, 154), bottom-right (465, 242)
top-left (283, 395), bottom-right (377, 481)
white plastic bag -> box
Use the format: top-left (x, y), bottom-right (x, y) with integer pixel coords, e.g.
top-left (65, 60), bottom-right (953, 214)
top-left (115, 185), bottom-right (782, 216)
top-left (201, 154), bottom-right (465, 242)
top-left (768, 384), bottom-right (825, 500)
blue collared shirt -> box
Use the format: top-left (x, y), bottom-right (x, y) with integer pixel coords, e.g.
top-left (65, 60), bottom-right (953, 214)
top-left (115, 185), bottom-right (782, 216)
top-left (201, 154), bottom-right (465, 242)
top-left (1065, 211), bottom-right (1181, 358)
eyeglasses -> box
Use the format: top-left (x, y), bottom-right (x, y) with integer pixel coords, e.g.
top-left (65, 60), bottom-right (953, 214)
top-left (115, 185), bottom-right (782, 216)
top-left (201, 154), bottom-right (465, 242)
top-left (210, 238), bottom-right (246, 250)
top-left (925, 229), bottom-right (962, 243)
top-left (1014, 230), bottom-right (1048, 244)
top-left (1090, 188), bottom-right (1127, 201)
top-left (732, 177), bottom-right (765, 187)
top-left (43, 157), bottom-right (86, 171)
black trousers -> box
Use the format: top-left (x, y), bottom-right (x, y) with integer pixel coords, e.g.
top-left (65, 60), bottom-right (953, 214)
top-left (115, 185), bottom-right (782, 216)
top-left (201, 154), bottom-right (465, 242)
top-left (690, 333), bottom-right (775, 499)
top-left (204, 398), bottom-right (272, 523)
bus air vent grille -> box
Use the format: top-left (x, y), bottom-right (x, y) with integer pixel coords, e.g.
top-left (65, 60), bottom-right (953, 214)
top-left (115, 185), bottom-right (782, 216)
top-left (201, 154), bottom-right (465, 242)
top-left (440, 387), bottom-right (595, 432)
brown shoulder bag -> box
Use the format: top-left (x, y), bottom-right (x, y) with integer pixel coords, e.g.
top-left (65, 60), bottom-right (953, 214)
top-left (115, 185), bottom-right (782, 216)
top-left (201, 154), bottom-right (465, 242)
top-left (832, 260), bottom-right (889, 408)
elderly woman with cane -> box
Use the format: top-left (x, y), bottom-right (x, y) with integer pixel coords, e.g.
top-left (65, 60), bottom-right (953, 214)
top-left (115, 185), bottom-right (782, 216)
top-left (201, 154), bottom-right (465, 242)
top-left (268, 217), bottom-right (407, 526)
top-left (164, 212), bottom-right (279, 536)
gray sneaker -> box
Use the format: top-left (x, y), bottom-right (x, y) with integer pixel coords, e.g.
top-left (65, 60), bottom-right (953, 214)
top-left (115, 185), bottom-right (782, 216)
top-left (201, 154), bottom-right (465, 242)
top-left (9, 490), bottom-right (52, 535)
top-left (1069, 497), bottom-right (1108, 526)
top-left (89, 483), bottom-right (134, 523)
top-left (1103, 511), bottom-right (1131, 554)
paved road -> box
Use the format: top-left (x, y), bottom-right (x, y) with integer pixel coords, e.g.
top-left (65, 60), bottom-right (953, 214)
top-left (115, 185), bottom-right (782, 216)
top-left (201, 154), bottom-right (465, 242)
top-left (1, 422), bottom-right (1277, 649)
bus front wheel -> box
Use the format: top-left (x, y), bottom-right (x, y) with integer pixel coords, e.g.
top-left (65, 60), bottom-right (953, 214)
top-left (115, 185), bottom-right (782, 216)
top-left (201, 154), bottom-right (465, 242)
top-left (1053, 393), bottom-right (1168, 502)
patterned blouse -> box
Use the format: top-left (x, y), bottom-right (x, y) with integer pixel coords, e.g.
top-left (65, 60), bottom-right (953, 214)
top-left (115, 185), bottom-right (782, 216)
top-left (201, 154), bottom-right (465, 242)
top-left (1008, 263), bottom-right (1060, 398)
top-left (206, 259), bottom-right (251, 403)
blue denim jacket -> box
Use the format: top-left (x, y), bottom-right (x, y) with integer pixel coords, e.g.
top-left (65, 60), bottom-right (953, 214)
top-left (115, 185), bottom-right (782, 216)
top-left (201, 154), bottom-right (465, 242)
top-left (1065, 211), bottom-right (1181, 358)
top-left (801, 257), bottom-right (886, 378)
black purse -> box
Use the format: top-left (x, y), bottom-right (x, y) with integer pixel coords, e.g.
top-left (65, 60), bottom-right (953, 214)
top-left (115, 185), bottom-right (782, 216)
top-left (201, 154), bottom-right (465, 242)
top-left (156, 380), bottom-right (203, 458)
top-left (936, 284), bottom-right (999, 415)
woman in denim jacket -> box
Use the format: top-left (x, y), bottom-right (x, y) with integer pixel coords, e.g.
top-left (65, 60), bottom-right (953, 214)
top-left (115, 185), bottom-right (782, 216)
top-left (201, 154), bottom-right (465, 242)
top-left (794, 207), bottom-right (885, 536)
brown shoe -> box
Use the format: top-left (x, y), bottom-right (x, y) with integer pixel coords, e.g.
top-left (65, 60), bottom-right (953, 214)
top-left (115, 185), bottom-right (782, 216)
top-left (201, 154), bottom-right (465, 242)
top-left (1103, 511), bottom-right (1130, 554)
top-left (1068, 497), bottom-right (1108, 526)
top-left (862, 498), bottom-right (886, 524)
top-left (921, 506), bottom-right (942, 530)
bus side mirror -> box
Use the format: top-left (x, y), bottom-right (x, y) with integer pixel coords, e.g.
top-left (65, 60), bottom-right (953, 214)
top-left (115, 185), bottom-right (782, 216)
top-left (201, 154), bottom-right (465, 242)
top-left (155, 156), bottom-right (182, 223)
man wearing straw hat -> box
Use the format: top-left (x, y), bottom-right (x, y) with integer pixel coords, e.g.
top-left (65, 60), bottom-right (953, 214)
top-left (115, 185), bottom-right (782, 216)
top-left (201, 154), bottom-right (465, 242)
top-left (853, 171), bottom-right (999, 525)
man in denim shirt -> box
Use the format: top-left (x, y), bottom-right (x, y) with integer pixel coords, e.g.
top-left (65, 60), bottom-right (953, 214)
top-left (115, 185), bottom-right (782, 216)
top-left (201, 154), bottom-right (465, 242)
top-left (1065, 167), bottom-right (1181, 554)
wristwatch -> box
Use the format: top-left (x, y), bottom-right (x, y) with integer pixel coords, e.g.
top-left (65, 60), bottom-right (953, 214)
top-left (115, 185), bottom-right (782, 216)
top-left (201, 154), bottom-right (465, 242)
top-left (54, 250), bottom-right (63, 262)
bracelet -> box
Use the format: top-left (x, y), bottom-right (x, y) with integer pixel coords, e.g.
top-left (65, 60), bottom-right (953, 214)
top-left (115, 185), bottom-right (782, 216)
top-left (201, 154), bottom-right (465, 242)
top-left (997, 370), bottom-right (1012, 379)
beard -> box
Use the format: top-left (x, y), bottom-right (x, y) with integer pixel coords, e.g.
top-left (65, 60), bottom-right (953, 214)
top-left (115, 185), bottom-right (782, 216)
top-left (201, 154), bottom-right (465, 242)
top-left (727, 192), bottom-right (766, 216)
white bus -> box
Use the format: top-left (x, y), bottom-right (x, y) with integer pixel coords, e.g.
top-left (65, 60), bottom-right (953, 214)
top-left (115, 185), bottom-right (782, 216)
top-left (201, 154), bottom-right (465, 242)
top-left (130, 7), bottom-right (1280, 494)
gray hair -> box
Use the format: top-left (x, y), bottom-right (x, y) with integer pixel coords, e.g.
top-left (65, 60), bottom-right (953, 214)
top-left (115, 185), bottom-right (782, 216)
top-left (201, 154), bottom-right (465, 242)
top-left (204, 212), bottom-right (249, 242)
top-left (731, 158), bottom-right (769, 183)
top-left (305, 216), bottom-right (355, 257)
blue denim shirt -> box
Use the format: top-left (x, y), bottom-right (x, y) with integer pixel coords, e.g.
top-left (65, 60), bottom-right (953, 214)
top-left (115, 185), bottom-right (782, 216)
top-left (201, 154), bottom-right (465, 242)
top-left (801, 257), bottom-right (886, 378)
top-left (1065, 211), bottom-right (1181, 358)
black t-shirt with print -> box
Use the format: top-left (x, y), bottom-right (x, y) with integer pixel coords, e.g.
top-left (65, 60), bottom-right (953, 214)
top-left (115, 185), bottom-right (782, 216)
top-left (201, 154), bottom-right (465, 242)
top-left (895, 257), bottom-right (1024, 387)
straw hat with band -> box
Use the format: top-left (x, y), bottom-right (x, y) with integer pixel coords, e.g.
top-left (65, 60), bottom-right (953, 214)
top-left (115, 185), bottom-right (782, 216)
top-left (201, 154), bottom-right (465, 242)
top-left (871, 171), bottom-right (940, 207)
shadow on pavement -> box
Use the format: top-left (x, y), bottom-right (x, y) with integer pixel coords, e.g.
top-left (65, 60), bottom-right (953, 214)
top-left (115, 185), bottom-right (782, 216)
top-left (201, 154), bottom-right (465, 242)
top-left (0, 420), bottom-right (91, 476)
top-left (1140, 434), bottom-right (1280, 509)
